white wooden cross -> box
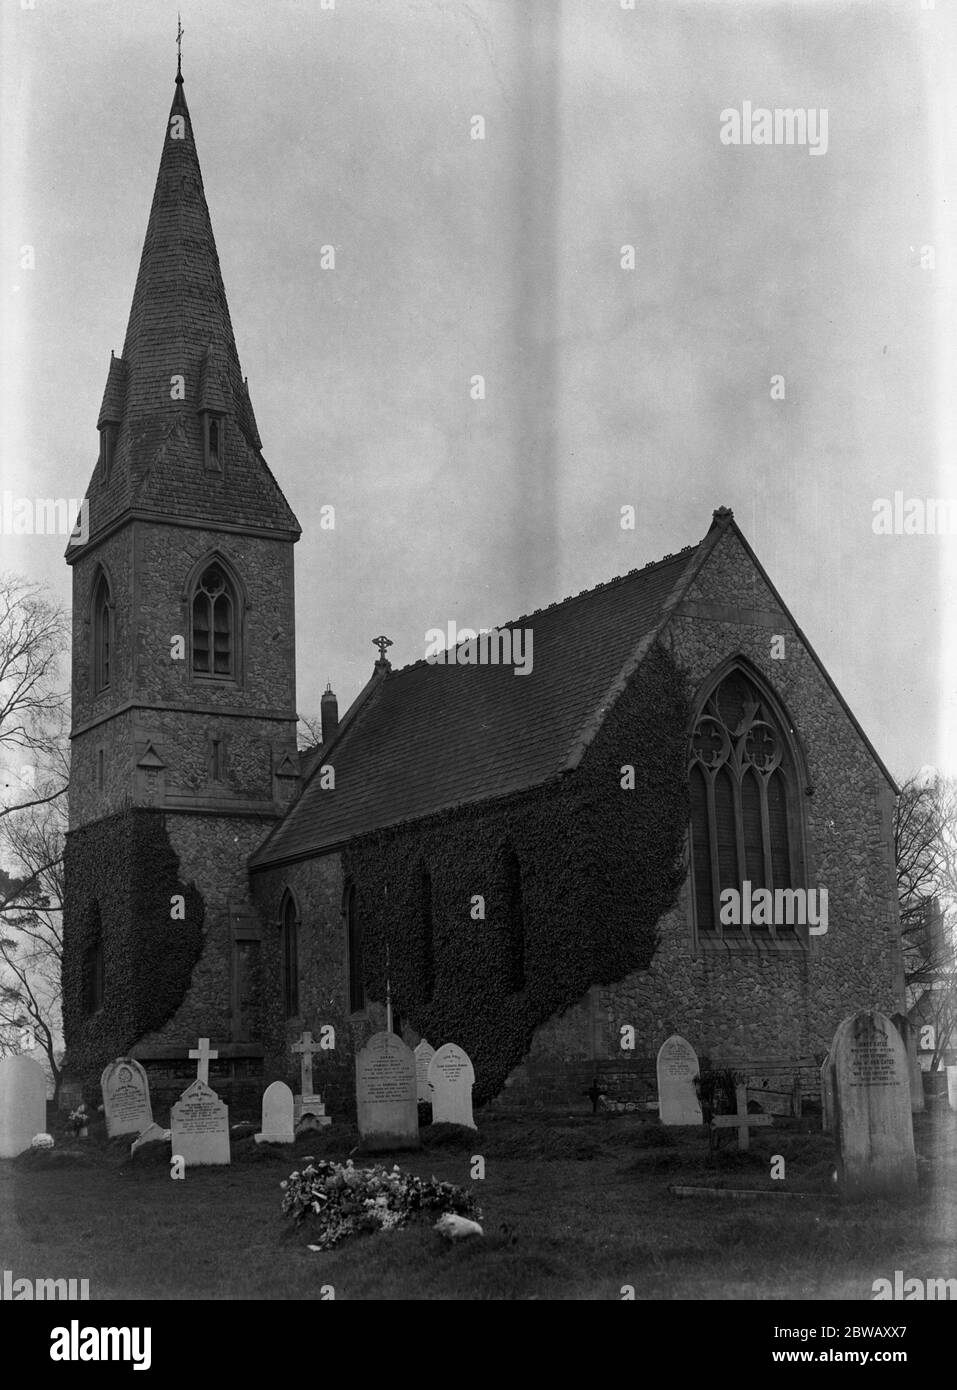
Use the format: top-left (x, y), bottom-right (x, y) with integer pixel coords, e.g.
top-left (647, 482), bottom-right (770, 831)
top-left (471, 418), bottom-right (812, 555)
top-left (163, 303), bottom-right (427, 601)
top-left (188, 1036), bottom-right (218, 1085)
top-left (292, 1030), bottom-right (322, 1095)
top-left (711, 1083), bottom-right (773, 1152)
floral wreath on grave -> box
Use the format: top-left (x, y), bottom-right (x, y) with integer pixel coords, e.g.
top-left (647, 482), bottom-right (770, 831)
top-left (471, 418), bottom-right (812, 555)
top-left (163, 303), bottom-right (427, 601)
top-left (280, 1158), bottom-right (481, 1251)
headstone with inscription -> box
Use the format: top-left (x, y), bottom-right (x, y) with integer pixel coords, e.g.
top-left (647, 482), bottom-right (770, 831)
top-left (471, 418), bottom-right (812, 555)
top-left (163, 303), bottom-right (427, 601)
top-left (891, 1013), bottom-right (925, 1114)
top-left (0, 1054), bottom-right (47, 1158)
top-left (170, 1079), bottom-right (230, 1166)
top-left (830, 1010), bottom-right (917, 1200)
top-left (656, 1034), bottom-right (703, 1125)
top-left (255, 1081), bottom-right (295, 1145)
top-left (428, 1043), bottom-right (476, 1128)
top-left (414, 1039), bottom-right (435, 1105)
top-left (355, 1031), bottom-right (419, 1151)
top-left (100, 1058), bottom-right (153, 1139)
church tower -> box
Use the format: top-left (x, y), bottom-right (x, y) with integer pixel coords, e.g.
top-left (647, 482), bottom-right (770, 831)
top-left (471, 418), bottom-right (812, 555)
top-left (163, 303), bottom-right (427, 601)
top-left (62, 64), bottom-right (300, 1098)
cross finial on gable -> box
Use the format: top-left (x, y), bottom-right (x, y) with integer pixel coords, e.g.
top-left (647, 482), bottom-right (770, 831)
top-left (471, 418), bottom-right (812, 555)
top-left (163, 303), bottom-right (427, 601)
top-left (372, 635), bottom-right (393, 670)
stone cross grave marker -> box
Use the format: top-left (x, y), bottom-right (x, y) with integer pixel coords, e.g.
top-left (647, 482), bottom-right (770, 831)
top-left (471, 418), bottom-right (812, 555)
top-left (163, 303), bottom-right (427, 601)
top-left (427, 1043), bottom-right (476, 1129)
top-left (100, 1058), bottom-right (153, 1139)
top-left (170, 1078), bottom-right (230, 1167)
top-left (188, 1037), bottom-right (219, 1085)
top-left (656, 1034), bottom-right (703, 1125)
top-left (291, 1031), bottom-right (331, 1128)
top-left (0, 1054), bottom-right (47, 1159)
top-left (414, 1039), bottom-right (435, 1105)
top-left (711, 1082), bottom-right (773, 1152)
top-left (355, 1031), bottom-right (419, 1151)
top-left (830, 1010), bottom-right (917, 1200)
top-left (255, 1081), bottom-right (295, 1145)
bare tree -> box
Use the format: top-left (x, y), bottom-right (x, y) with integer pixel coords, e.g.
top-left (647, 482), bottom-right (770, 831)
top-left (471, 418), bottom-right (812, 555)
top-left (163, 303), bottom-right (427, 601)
top-left (0, 762), bottom-right (67, 1095)
top-left (0, 573), bottom-right (69, 820)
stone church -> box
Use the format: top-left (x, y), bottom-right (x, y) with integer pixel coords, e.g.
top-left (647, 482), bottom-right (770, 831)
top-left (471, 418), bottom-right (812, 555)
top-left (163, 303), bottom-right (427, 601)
top-left (62, 70), bottom-right (906, 1114)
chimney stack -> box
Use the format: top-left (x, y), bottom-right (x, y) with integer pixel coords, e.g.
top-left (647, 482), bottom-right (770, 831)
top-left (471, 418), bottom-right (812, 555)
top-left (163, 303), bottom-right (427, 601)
top-left (320, 682), bottom-right (339, 743)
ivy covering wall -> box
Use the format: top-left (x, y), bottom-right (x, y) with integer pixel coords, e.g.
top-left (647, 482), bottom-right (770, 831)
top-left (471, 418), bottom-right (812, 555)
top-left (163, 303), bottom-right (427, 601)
top-left (62, 808), bottom-right (205, 1080)
top-left (342, 643), bottom-right (692, 1103)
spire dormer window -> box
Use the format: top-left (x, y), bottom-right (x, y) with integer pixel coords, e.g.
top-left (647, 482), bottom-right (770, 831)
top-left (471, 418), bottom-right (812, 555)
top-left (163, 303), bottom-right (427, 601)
top-left (98, 423), bottom-right (117, 482)
top-left (202, 412), bottom-right (224, 471)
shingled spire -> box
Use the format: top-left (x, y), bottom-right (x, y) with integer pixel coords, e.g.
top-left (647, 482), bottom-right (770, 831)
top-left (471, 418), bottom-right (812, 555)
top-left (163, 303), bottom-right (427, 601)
top-left (77, 68), bottom-right (299, 548)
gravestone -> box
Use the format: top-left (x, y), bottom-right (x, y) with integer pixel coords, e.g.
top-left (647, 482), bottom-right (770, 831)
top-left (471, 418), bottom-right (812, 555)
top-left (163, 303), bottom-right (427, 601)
top-left (292, 1030), bottom-right (331, 1129)
top-left (58, 1078), bottom-right (84, 1114)
top-left (130, 1122), bottom-right (168, 1156)
top-left (170, 1079), bottom-right (230, 1166)
top-left (355, 1031), bottom-right (419, 1151)
top-left (948, 1065), bottom-right (957, 1113)
top-left (891, 1013), bottom-right (925, 1114)
top-left (711, 1082), bottom-right (773, 1152)
top-left (414, 1039), bottom-right (435, 1105)
top-left (0, 1054), bottom-right (47, 1158)
top-left (656, 1034), bottom-right (703, 1125)
top-left (428, 1043), bottom-right (476, 1129)
top-left (100, 1058), bottom-right (153, 1138)
top-left (830, 1010), bottom-right (917, 1200)
top-left (255, 1081), bottom-right (295, 1144)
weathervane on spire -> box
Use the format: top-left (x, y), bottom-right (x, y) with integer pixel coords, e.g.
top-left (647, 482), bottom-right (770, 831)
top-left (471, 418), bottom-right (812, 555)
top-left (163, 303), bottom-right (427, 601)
top-left (176, 13), bottom-right (184, 81)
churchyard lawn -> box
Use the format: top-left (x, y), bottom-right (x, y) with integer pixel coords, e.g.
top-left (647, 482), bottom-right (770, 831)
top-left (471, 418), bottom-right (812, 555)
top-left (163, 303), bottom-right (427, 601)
top-left (2, 1108), bottom-right (954, 1300)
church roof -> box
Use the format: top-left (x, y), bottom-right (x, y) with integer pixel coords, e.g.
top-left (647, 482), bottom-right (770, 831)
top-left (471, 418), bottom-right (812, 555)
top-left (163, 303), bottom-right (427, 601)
top-left (252, 506), bottom-right (898, 869)
top-left (71, 72), bottom-right (299, 553)
top-left (251, 539), bottom-right (701, 868)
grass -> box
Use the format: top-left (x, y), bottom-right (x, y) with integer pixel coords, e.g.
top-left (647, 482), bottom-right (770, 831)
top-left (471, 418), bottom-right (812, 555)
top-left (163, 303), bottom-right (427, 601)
top-left (1, 1104), bottom-right (955, 1300)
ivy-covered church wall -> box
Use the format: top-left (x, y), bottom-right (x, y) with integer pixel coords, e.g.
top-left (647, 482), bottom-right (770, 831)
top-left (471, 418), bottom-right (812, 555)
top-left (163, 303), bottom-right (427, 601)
top-left (62, 808), bottom-right (205, 1082)
top-left (340, 642), bottom-right (691, 1104)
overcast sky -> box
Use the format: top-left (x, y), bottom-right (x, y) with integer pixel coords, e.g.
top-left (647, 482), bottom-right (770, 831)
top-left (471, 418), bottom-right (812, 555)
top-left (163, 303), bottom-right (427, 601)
top-left (2, 0), bottom-right (955, 781)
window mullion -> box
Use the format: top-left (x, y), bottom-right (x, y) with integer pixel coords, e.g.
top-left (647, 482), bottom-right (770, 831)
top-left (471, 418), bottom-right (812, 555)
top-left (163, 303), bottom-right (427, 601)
top-left (705, 770), bottom-right (721, 938)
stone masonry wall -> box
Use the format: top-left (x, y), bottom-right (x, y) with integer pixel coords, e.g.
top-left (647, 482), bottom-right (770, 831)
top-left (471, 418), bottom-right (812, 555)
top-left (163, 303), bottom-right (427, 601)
top-left (492, 528), bottom-right (904, 1110)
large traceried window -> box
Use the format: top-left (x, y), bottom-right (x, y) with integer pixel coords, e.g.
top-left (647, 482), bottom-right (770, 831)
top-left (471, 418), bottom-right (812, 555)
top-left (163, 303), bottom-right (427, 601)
top-left (91, 571), bottom-right (112, 694)
top-left (688, 665), bottom-right (804, 942)
top-left (191, 563), bottom-right (236, 678)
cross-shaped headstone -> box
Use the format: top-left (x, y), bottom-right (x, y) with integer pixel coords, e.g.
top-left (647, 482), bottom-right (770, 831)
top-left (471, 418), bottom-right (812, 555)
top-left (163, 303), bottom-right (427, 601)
top-left (292, 1031), bottom-right (322, 1095)
top-left (710, 1082), bottom-right (773, 1152)
top-left (188, 1037), bottom-right (218, 1085)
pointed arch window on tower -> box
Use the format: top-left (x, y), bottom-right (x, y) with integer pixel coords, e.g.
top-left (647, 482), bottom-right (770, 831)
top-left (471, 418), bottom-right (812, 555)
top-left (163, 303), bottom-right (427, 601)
top-left (688, 666), bottom-right (804, 943)
top-left (91, 572), bottom-right (112, 694)
top-left (191, 564), bottom-right (236, 678)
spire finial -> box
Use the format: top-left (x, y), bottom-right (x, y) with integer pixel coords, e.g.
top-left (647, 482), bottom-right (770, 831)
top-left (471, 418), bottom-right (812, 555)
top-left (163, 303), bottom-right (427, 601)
top-left (176, 13), bottom-right (184, 83)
